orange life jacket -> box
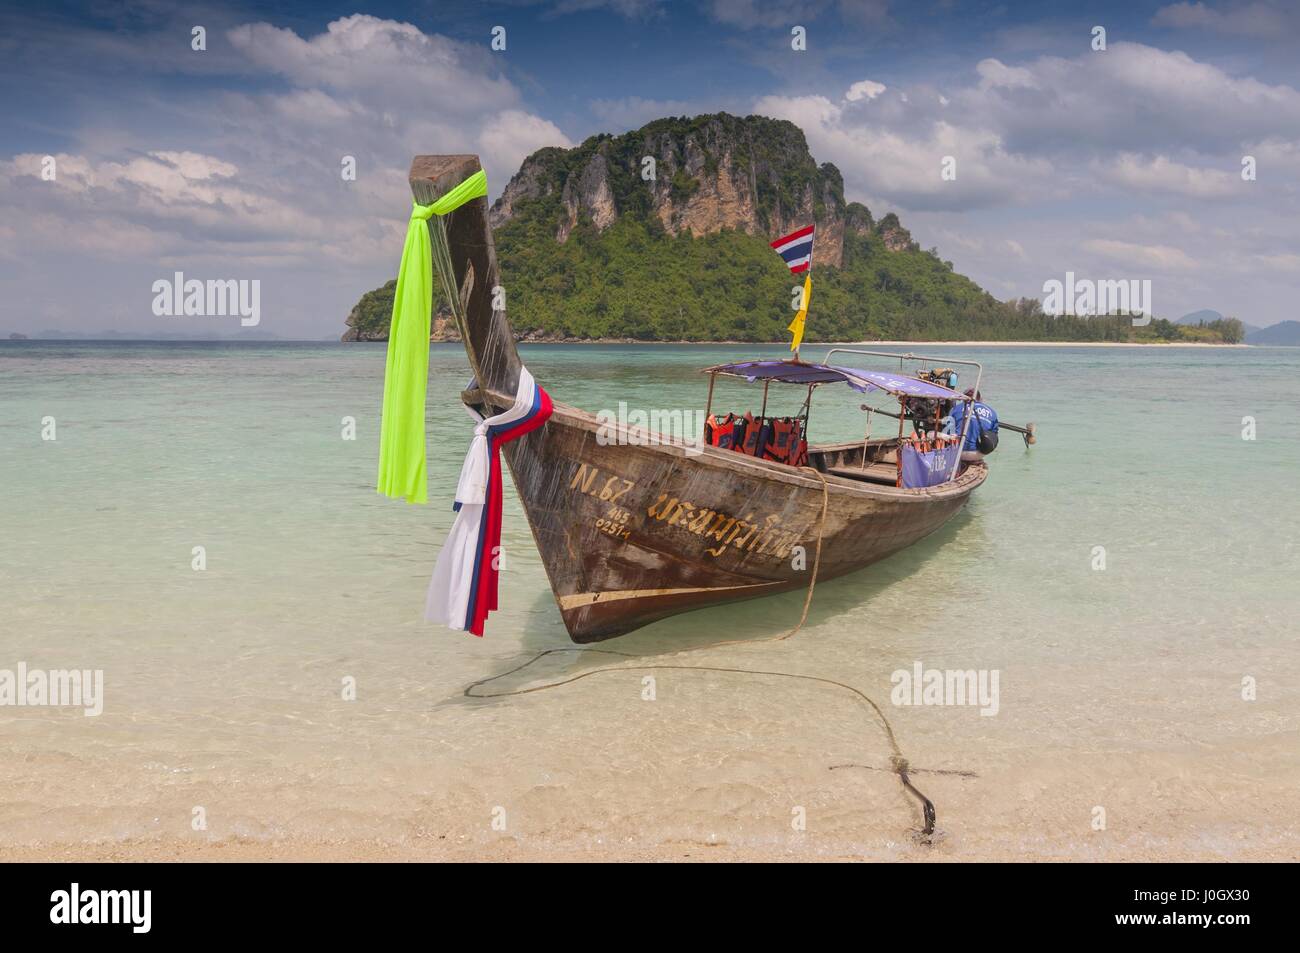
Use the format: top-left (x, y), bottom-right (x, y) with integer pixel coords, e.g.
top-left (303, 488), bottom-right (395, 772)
top-left (706, 413), bottom-right (738, 450)
top-left (738, 413), bottom-right (766, 456)
top-left (764, 417), bottom-right (800, 464)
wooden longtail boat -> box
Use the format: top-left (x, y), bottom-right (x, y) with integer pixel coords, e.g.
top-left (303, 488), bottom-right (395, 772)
top-left (413, 154), bottom-right (988, 643)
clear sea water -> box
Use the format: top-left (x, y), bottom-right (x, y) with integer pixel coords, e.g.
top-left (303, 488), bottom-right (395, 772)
top-left (1, 341), bottom-right (1297, 859)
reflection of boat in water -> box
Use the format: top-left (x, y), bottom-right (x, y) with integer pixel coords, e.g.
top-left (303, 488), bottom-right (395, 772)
top-left (413, 154), bottom-right (988, 643)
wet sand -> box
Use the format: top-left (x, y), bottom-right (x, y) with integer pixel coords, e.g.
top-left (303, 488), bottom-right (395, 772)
top-left (6, 734), bottom-right (1296, 863)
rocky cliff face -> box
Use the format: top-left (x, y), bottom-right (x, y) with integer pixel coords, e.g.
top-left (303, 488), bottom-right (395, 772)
top-left (875, 212), bottom-right (916, 253)
top-left (344, 113), bottom-right (974, 343)
top-left (488, 113), bottom-right (878, 268)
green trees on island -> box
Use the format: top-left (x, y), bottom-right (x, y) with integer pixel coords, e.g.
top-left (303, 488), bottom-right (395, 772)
top-left (489, 216), bottom-right (1238, 343)
top-left (346, 216), bottom-right (1243, 344)
top-left (344, 112), bottom-right (1244, 345)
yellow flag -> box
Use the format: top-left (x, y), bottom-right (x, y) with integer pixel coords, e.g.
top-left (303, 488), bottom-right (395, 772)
top-left (788, 272), bottom-right (811, 352)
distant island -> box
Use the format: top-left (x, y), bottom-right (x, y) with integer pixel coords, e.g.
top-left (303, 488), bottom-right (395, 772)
top-left (1245, 320), bottom-right (1300, 346)
top-left (344, 113), bottom-right (1249, 346)
top-left (1175, 309), bottom-right (1300, 345)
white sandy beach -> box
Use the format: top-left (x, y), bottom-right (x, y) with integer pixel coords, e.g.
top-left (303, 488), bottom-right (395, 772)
top-left (5, 730), bottom-right (1296, 863)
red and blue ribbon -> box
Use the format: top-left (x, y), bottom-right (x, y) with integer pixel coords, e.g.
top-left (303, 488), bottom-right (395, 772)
top-left (425, 368), bottom-right (552, 636)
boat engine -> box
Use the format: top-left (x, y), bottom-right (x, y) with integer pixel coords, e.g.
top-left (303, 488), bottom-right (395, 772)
top-left (902, 368), bottom-right (959, 434)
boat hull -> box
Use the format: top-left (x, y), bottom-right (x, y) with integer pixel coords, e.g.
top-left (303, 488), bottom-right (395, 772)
top-left (502, 399), bottom-right (986, 642)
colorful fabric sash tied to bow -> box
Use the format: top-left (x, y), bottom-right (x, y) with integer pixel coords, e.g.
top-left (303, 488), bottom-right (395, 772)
top-left (376, 169), bottom-right (489, 505)
top-left (424, 367), bottom-right (552, 636)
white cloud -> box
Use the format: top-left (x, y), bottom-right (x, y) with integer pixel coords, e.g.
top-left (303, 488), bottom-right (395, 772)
top-left (221, 15), bottom-right (572, 199)
top-left (227, 15), bottom-right (523, 123)
top-left (1245, 138), bottom-right (1300, 178)
top-left (0, 15), bottom-right (573, 336)
top-left (753, 92), bottom-right (1054, 211)
top-left (478, 110), bottom-right (574, 175)
top-left (964, 43), bottom-right (1300, 156)
top-left (752, 40), bottom-right (1300, 217)
top-left (1154, 2), bottom-right (1225, 29)
top-left (4, 17), bottom-right (572, 252)
top-left (1082, 239), bottom-right (1198, 271)
top-left (975, 59), bottom-right (1038, 90)
top-left (1100, 154), bottom-right (1240, 198)
top-left (744, 39), bottom-right (1299, 324)
top-left (845, 80), bottom-right (887, 102)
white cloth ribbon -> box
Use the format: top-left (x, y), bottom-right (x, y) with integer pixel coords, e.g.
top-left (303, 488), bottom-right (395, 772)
top-left (425, 367), bottom-right (539, 631)
top-left (451, 367), bottom-right (536, 506)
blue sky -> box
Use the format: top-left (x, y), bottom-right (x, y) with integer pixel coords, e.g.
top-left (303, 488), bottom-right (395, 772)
top-left (2, 0), bottom-right (1298, 337)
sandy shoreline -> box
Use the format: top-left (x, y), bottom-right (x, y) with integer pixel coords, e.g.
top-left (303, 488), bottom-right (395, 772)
top-left (8, 736), bottom-right (1297, 864)
top-left (5, 841), bottom-right (1295, 864)
top-left (5, 835), bottom-right (1294, 864)
top-left (0, 841), bottom-right (888, 863)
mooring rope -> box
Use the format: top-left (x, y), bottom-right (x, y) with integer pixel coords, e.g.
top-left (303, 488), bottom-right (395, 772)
top-left (461, 467), bottom-right (943, 840)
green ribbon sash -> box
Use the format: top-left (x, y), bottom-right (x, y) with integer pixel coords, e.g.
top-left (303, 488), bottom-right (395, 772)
top-left (376, 169), bottom-right (488, 504)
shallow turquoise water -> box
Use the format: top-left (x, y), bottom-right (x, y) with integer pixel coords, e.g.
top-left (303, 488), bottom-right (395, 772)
top-left (1, 341), bottom-right (1297, 857)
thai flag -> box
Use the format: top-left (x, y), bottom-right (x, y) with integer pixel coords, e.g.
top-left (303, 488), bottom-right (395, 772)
top-left (771, 224), bottom-right (815, 274)
top-left (425, 367), bottom-right (552, 636)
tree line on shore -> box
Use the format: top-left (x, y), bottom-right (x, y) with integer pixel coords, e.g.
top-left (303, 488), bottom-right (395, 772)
top-left (346, 205), bottom-right (1244, 344)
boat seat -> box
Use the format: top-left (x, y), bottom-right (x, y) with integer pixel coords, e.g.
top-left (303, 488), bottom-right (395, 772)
top-left (826, 463), bottom-right (898, 486)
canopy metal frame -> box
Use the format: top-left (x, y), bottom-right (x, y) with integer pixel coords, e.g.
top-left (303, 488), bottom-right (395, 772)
top-left (702, 350), bottom-right (984, 485)
top-left (823, 348), bottom-right (984, 482)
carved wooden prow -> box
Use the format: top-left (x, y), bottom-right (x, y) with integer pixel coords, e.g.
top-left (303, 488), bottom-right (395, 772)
top-left (408, 155), bottom-right (521, 399)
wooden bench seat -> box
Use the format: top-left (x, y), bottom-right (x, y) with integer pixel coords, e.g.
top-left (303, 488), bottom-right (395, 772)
top-left (826, 463), bottom-right (899, 486)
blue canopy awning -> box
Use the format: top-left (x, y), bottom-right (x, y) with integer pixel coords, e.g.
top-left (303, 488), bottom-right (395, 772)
top-left (703, 360), bottom-right (963, 401)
